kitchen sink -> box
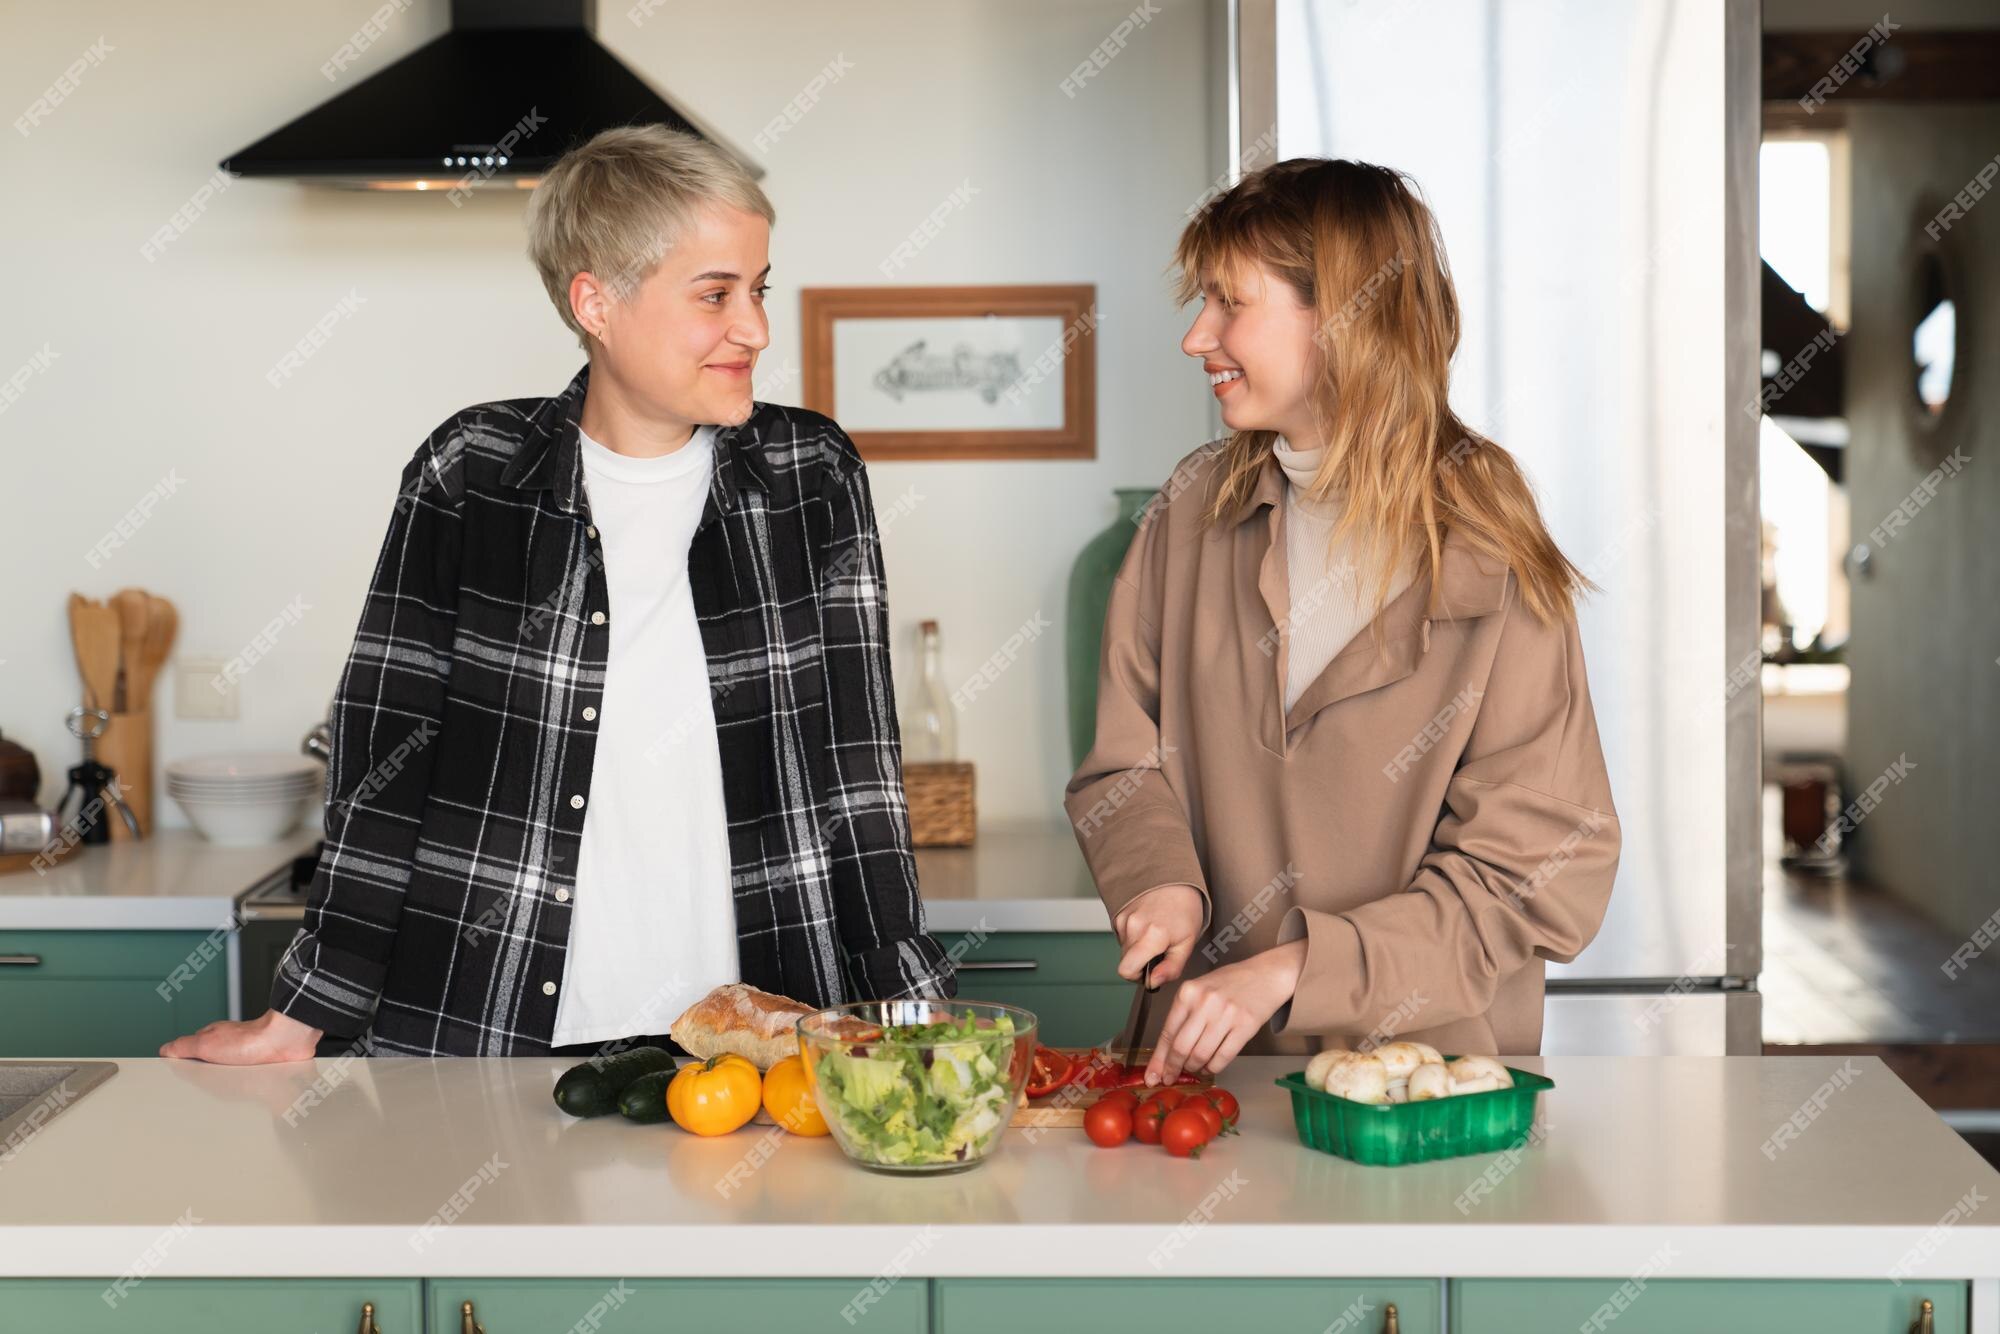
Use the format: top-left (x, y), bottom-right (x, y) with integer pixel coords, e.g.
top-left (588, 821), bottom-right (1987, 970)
top-left (0, 1061), bottom-right (117, 1145)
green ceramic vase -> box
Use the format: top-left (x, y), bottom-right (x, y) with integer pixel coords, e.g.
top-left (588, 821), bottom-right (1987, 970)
top-left (1067, 488), bottom-right (1159, 769)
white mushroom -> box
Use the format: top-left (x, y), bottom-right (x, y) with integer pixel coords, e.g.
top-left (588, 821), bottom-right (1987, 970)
top-left (1322, 1054), bottom-right (1390, 1104)
top-left (1304, 1049), bottom-right (1351, 1091)
top-left (1385, 1078), bottom-right (1410, 1104)
top-left (1371, 1042), bottom-right (1433, 1082)
top-left (1446, 1055), bottom-right (1515, 1095)
top-left (1407, 1063), bottom-right (1451, 1101)
top-left (1407, 1042), bottom-right (1444, 1066)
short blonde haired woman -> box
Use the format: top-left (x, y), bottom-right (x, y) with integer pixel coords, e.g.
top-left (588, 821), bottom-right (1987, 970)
top-left (1068, 157), bottom-right (1620, 1083)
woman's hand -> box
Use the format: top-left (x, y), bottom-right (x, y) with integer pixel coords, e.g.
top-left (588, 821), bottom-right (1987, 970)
top-left (159, 1008), bottom-right (323, 1064)
top-left (1146, 938), bottom-right (1307, 1085)
top-left (1112, 883), bottom-right (1205, 988)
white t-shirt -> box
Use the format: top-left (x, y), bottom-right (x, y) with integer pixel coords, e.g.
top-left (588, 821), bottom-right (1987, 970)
top-left (550, 422), bottom-right (740, 1046)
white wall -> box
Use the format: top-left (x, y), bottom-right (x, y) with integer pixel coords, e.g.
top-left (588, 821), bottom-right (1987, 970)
top-left (0, 0), bottom-right (1216, 830)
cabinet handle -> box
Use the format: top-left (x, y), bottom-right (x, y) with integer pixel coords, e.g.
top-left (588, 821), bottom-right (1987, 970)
top-left (1911, 1298), bottom-right (1933, 1334)
top-left (355, 1300), bottom-right (380, 1334)
top-left (461, 1299), bottom-right (487, 1334)
top-left (958, 960), bottom-right (1038, 971)
top-left (1382, 1302), bottom-right (1398, 1334)
top-left (0, 955), bottom-right (41, 967)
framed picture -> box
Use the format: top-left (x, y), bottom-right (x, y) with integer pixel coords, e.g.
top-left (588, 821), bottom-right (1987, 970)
top-left (801, 284), bottom-right (1097, 461)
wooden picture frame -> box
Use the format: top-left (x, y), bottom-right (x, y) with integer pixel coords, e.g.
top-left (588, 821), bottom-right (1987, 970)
top-left (800, 284), bottom-right (1097, 461)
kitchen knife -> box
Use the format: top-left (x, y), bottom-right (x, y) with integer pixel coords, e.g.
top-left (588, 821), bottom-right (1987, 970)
top-left (1116, 951), bottom-right (1168, 1073)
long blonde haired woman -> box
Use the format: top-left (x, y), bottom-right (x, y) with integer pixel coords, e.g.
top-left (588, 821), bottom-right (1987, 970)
top-left (1066, 157), bottom-right (1621, 1084)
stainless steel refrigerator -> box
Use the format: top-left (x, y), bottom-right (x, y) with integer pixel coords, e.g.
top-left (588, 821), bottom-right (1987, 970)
top-left (1224, 0), bottom-right (1762, 1054)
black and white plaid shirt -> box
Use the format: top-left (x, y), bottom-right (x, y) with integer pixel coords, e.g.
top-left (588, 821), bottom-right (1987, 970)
top-left (272, 362), bottom-right (956, 1055)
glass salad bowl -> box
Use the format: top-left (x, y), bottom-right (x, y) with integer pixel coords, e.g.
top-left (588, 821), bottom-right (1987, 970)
top-left (796, 999), bottom-right (1038, 1174)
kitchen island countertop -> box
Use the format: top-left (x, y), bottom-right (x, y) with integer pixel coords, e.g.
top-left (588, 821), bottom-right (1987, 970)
top-left (3, 1054), bottom-right (1997, 1281)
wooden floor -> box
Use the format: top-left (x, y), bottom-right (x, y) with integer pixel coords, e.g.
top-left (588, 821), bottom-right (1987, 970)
top-left (1760, 793), bottom-right (2000, 1045)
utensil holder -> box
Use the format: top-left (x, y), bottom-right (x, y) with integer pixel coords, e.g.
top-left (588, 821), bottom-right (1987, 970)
top-left (94, 709), bottom-right (153, 839)
top-left (905, 761), bottom-right (974, 846)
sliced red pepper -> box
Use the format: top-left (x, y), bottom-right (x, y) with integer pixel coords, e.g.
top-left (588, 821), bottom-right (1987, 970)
top-left (1024, 1045), bottom-right (1076, 1098)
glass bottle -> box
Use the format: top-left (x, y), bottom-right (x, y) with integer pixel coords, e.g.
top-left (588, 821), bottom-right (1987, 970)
top-left (902, 619), bottom-right (957, 762)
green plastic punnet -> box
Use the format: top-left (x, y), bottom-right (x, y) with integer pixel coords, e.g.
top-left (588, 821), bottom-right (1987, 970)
top-left (1274, 1061), bottom-right (1554, 1166)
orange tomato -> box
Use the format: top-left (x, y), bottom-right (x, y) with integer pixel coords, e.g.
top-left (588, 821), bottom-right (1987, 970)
top-left (761, 1055), bottom-right (829, 1136)
top-left (667, 1053), bottom-right (761, 1136)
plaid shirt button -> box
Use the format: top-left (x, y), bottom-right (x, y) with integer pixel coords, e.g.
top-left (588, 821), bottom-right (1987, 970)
top-left (555, 887), bottom-right (570, 902)
top-left (569, 794), bottom-right (585, 809)
top-left (542, 981), bottom-right (556, 995)
top-left (590, 611), bottom-right (606, 625)
top-left (581, 706), bottom-right (596, 720)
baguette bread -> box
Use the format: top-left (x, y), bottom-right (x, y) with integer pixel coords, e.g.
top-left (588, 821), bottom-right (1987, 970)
top-left (668, 983), bottom-right (816, 1070)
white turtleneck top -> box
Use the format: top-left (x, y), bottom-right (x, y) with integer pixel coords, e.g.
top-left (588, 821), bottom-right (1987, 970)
top-left (1272, 435), bottom-right (1417, 713)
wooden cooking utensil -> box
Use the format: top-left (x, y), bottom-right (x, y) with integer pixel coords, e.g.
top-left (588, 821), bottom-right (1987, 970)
top-left (68, 595), bottom-right (122, 713)
top-left (134, 594), bottom-right (177, 710)
top-left (111, 589), bottom-right (151, 712)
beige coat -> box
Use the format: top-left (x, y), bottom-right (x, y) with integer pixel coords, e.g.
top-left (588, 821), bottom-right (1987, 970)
top-left (1064, 443), bottom-right (1620, 1057)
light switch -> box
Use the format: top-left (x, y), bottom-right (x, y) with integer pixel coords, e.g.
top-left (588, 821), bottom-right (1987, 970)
top-left (175, 657), bottom-right (240, 720)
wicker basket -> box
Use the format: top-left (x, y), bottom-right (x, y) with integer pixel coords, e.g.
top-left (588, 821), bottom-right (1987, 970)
top-left (904, 761), bottom-right (975, 846)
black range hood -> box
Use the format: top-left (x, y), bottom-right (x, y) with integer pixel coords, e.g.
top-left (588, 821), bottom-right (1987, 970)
top-left (219, 0), bottom-right (758, 190)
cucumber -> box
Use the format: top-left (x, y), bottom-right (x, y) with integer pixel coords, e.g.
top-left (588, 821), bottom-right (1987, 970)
top-left (617, 1068), bottom-right (678, 1123)
top-left (552, 1046), bottom-right (679, 1118)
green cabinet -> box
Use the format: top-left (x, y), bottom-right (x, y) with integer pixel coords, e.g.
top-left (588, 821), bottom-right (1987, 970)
top-left (1450, 1279), bottom-right (1967, 1333)
top-left (936, 1279), bottom-right (1439, 1332)
top-left (431, 1278), bottom-right (925, 1332)
top-left (0, 930), bottom-right (230, 1057)
top-left (0, 1278), bottom-right (421, 1332)
top-left (934, 931), bottom-right (1128, 1047)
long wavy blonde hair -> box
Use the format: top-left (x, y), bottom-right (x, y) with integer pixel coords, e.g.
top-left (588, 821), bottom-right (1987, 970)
top-left (1175, 157), bottom-right (1591, 626)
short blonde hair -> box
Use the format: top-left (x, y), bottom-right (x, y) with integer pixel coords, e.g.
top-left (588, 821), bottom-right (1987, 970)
top-left (526, 125), bottom-right (775, 350)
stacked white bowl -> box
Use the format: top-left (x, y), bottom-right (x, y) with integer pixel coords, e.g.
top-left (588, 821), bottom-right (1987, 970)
top-left (166, 753), bottom-right (322, 846)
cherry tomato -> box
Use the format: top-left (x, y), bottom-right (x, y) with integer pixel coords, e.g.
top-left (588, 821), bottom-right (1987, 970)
top-left (1096, 1088), bottom-right (1141, 1112)
top-left (1147, 1088), bottom-right (1189, 1112)
top-left (1161, 1105), bottom-right (1215, 1158)
top-left (1084, 1099), bottom-right (1133, 1148)
top-left (1200, 1087), bottom-right (1241, 1126)
top-left (1132, 1099), bottom-right (1168, 1146)
top-left (1184, 1099), bottom-right (1224, 1139)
